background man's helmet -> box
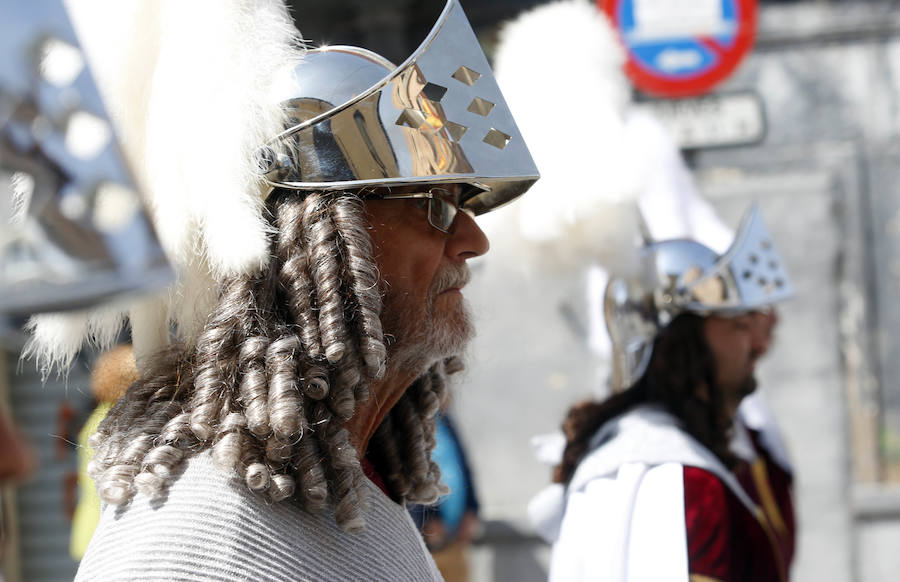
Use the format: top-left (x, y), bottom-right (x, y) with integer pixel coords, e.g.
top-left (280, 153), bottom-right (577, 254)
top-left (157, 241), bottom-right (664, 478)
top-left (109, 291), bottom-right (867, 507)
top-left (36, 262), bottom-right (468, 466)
top-left (605, 205), bottom-right (794, 390)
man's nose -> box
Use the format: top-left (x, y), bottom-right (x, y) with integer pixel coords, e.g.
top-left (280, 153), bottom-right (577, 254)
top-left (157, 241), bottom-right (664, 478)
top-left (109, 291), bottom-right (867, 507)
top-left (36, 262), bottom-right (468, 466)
top-left (750, 310), bottom-right (777, 354)
top-left (446, 210), bottom-right (489, 260)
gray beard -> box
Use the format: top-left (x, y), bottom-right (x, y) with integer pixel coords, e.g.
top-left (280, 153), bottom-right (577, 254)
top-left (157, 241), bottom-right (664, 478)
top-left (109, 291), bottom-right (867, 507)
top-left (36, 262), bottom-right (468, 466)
top-left (382, 293), bottom-right (474, 375)
top-left (379, 266), bottom-right (474, 375)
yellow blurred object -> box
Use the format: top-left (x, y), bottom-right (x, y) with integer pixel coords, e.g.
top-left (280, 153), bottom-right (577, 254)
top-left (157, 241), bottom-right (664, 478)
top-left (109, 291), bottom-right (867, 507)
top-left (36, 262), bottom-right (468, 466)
top-left (70, 345), bottom-right (138, 560)
top-left (69, 401), bottom-right (110, 560)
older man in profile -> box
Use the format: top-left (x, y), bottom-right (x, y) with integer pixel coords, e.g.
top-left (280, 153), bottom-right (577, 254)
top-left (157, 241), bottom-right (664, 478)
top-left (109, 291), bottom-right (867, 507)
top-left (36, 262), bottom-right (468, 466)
top-left (24, 0), bottom-right (537, 580)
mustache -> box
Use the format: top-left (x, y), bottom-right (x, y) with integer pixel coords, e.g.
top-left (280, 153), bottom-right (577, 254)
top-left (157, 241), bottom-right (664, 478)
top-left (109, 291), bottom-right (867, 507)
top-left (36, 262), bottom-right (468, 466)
top-left (430, 264), bottom-right (471, 295)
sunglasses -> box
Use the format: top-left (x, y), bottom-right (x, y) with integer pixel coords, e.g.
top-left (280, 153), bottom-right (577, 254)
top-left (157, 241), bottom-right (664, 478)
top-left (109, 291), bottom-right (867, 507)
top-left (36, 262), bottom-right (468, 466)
top-left (381, 187), bottom-right (474, 234)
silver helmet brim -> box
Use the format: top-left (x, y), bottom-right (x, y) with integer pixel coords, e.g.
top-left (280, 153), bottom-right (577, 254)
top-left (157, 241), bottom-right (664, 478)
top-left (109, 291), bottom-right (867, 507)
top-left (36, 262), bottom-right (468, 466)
top-left (261, 0), bottom-right (539, 214)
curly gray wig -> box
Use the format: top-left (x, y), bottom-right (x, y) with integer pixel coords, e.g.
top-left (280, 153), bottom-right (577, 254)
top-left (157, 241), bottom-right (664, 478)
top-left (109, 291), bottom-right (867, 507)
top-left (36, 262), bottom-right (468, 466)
top-left (88, 189), bottom-right (456, 532)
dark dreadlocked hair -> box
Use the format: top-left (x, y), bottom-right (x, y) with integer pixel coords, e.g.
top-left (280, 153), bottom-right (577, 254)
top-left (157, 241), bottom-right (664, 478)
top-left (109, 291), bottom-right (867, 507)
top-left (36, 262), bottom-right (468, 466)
top-left (88, 189), bottom-right (453, 532)
top-left (554, 312), bottom-right (737, 485)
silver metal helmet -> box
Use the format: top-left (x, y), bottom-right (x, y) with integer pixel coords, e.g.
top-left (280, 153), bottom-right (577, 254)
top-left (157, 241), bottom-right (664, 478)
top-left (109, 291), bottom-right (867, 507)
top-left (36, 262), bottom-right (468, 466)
top-left (259, 0), bottom-right (539, 215)
top-left (605, 205), bottom-right (794, 390)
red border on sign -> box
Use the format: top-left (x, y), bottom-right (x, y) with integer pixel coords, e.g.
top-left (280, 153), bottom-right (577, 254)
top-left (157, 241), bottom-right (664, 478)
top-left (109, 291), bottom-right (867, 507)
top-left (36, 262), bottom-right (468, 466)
top-left (598, 0), bottom-right (757, 97)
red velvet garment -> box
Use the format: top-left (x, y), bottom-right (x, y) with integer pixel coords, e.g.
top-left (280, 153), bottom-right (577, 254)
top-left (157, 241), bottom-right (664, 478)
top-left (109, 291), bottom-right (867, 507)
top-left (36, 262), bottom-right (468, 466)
top-left (361, 456), bottom-right (393, 499)
top-left (683, 435), bottom-right (795, 582)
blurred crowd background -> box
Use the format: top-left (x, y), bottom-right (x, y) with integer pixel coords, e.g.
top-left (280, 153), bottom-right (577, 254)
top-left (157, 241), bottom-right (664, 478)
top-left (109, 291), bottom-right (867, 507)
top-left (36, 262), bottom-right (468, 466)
top-left (4, 0), bottom-right (900, 581)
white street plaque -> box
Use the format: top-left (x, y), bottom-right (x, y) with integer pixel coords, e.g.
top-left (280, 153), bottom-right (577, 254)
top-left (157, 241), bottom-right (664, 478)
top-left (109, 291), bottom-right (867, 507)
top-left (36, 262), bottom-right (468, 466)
top-left (633, 91), bottom-right (765, 149)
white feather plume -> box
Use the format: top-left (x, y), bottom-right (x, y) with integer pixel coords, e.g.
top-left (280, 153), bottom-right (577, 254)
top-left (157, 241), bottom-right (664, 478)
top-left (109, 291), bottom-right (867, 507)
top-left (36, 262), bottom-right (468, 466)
top-left (489, 0), bottom-right (730, 275)
top-left (488, 0), bottom-right (640, 273)
top-left (26, 0), bottom-right (305, 375)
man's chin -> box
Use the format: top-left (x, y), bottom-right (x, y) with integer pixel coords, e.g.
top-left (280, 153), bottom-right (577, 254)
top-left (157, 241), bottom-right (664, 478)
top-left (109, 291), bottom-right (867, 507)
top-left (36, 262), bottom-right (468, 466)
top-left (424, 306), bottom-right (474, 362)
top-left (738, 376), bottom-right (758, 400)
top-left (386, 302), bottom-right (474, 375)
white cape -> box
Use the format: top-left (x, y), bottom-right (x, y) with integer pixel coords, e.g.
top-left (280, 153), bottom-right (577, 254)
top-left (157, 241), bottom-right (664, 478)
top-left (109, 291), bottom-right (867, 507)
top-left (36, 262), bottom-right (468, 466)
top-left (529, 405), bottom-right (759, 582)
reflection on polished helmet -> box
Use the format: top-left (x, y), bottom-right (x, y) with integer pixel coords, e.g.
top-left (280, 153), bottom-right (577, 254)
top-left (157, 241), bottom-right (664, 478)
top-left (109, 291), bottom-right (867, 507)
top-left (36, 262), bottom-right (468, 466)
top-left (258, 0), bottom-right (539, 215)
top-left (604, 205), bottom-right (794, 390)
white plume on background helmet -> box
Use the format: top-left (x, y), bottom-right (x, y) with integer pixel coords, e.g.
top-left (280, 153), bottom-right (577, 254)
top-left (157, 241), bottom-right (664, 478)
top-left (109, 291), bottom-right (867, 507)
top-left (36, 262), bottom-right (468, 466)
top-left (26, 0), bottom-right (305, 375)
top-left (490, 0), bottom-right (731, 272)
top-left (490, 0), bottom-right (638, 268)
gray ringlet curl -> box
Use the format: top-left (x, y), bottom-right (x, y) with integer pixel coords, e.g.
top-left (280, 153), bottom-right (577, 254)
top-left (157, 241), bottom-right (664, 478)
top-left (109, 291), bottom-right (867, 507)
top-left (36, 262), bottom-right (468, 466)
top-left (88, 191), bottom-right (457, 531)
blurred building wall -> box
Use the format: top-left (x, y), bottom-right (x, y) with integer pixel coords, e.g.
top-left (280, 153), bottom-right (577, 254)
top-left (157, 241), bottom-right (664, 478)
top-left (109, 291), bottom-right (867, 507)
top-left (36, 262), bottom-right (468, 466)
top-left (704, 3), bottom-right (900, 579)
top-left (4, 349), bottom-right (91, 581)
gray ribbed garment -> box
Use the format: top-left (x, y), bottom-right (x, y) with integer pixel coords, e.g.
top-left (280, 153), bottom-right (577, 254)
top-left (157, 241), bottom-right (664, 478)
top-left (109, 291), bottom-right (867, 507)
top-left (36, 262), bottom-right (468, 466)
top-left (75, 453), bottom-right (443, 581)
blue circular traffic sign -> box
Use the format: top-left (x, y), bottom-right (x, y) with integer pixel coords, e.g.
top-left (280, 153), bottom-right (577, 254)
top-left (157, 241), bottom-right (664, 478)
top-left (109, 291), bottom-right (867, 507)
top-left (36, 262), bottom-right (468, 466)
top-left (599, 0), bottom-right (757, 97)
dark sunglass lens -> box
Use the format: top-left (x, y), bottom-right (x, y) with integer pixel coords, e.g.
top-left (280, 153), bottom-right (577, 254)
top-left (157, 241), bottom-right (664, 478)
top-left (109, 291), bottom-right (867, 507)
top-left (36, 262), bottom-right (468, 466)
top-left (429, 198), bottom-right (456, 232)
